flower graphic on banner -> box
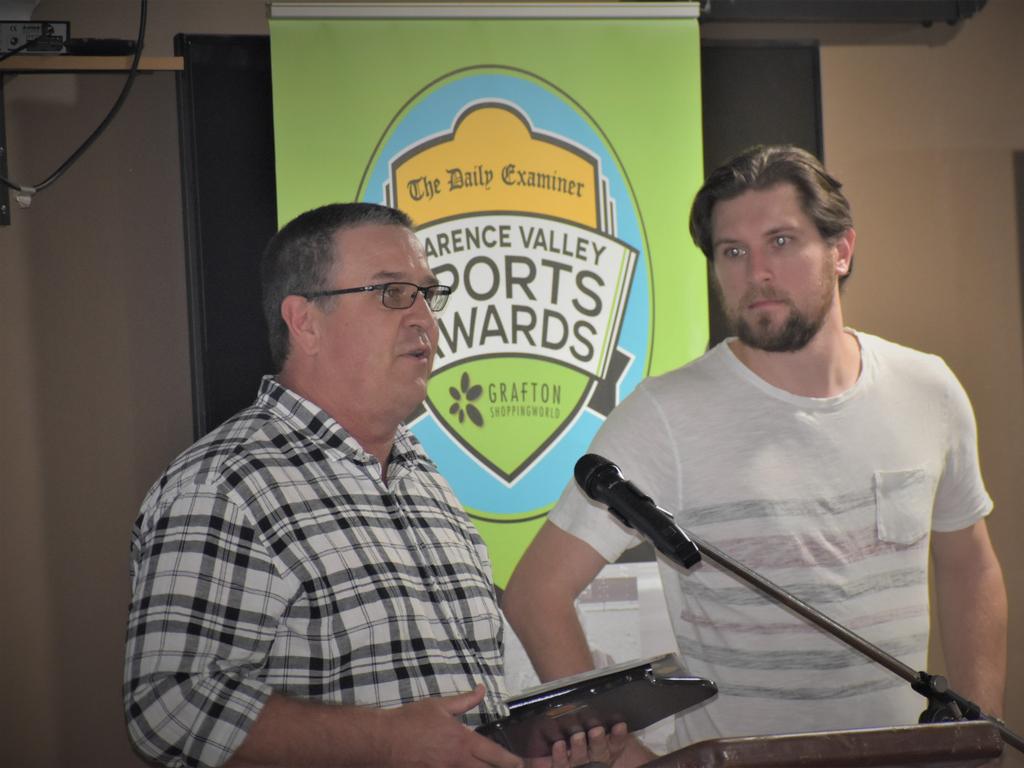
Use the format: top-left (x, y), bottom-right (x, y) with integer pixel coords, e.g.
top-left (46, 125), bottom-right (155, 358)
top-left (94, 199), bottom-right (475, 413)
top-left (449, 372), bottom-right (484, 427)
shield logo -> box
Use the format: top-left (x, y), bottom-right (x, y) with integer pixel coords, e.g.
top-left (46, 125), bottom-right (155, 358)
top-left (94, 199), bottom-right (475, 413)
top-left (387, 102), bottom-right (638, 483)
top-left (358, 66), bottom-right (655, 583)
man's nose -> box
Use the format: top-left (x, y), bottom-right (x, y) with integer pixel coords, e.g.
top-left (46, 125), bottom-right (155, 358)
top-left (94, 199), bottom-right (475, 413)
top-left (747, 246), bottom-right (773, 281)
top-left (405, 290), bottom-right (438, 329)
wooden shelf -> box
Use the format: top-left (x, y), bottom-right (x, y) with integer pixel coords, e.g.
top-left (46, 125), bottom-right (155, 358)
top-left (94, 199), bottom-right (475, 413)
top-left (0, 55), bottom-right (182, 72)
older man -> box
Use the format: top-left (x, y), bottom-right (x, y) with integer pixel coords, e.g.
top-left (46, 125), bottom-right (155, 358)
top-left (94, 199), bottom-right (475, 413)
top-left (124, 203), bottom-right (621, 768)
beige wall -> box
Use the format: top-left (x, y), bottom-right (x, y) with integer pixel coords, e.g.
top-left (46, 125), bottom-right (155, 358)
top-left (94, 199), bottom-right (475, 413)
top-left (1, 4), bottom-right (270, 767)
top-left (821, 6), bottom-right (1024, 748)
top-left (1, 1), bottom-right (1020, 766)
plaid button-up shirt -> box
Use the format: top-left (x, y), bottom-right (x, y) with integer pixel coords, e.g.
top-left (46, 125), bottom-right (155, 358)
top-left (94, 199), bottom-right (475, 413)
top-left (124, 377), bottom-right (506, 767)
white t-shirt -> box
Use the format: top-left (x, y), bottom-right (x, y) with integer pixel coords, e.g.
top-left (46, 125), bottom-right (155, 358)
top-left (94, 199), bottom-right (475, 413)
top-left (549, 331), bottom-right (992, 747)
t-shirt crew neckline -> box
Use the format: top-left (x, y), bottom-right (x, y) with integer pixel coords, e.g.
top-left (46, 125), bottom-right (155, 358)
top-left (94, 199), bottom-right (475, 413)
top-left (718, 328), bottom-right (871, 410)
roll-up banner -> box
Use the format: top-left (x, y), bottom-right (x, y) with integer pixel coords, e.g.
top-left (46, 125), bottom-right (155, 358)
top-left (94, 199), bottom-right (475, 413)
top-left (269, 2), bottom-right (707, 586)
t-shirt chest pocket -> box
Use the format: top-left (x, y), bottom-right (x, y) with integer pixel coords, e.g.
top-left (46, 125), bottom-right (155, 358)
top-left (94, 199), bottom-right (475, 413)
top-left (873, 468), bottom-right (937, 545)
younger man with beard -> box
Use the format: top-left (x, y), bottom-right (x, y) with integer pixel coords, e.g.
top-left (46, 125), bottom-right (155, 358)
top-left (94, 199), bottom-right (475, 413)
top-left (502, 145), bottom-right (1007, 756)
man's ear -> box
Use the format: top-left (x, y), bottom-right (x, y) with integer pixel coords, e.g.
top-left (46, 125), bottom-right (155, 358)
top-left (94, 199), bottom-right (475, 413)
top-left (834, 227), bottom-right (856, 276)
top-left (280, 295), bottom-right (320, 357)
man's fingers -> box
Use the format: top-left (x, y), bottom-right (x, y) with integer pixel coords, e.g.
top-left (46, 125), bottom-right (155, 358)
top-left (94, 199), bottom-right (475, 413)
top-left (608, 721), bottom-right (630, 756)
top-left (525, 724), bottom-right (635, 768)
top-left (548, 739), bottom-right (569, 768)
top-left (471, 731), bottom-right (524, 768)
top-left (583, 726), bottom-right (613, 764)
top-left (567, 730), bottom-right (590, 767)
top-left (437, 683), bottom-right (487, 717)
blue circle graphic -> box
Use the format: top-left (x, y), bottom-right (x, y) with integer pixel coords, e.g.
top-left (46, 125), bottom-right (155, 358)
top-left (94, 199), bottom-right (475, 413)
top-left (362, 68), bottom-right (650, 515)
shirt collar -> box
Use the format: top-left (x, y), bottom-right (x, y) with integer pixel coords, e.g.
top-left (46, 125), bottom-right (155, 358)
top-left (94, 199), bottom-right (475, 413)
top-left (257, 375), bottom-right (434, 475)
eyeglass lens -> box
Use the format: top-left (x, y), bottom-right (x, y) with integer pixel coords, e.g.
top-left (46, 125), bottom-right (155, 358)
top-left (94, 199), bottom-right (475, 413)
top-left (381, 283), bottom-right (449, 311)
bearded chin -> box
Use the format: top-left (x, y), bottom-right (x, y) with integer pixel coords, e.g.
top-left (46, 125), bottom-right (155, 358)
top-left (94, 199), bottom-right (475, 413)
top-left (722, 252), bottom-right (839, 352)
top-left (736, 307), bottom-right (826, 352)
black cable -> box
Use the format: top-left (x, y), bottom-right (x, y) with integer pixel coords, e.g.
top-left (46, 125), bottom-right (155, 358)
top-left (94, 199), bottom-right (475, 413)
top-left (0, 0), bottom-right (148, 201)
top-left (0, 38), bottom-right (41, 63)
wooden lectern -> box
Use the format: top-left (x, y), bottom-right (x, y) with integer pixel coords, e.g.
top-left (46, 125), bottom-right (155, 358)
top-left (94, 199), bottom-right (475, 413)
top-left (641, 721), bottom-right (1003, 768)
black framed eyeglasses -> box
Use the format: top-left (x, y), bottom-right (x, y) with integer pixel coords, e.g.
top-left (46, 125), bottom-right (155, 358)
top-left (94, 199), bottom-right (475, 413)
top-left (300, 282), bottom-right (453, 312)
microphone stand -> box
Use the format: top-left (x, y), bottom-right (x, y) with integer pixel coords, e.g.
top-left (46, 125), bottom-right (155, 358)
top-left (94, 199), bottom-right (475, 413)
top-left (633, 518), bottom-right (1024, 755)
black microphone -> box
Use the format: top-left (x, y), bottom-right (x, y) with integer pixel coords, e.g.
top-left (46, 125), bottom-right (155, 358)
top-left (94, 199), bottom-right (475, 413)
top-left (574, 454), bottom-right (701, 568)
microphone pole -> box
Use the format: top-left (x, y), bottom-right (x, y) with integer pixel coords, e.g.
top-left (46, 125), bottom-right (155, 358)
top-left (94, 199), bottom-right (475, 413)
top-left (574, 454), bottom-right (1024, 754)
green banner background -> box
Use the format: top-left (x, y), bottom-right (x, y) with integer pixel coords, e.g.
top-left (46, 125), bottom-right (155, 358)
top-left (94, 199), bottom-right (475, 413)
top-left (269, 7), bottom-right (708, 585)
